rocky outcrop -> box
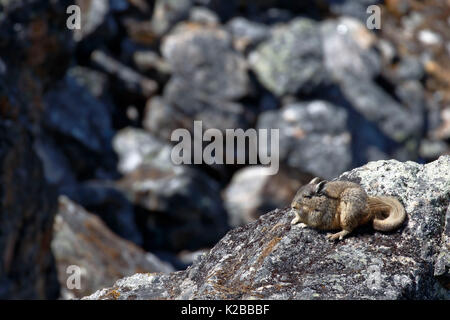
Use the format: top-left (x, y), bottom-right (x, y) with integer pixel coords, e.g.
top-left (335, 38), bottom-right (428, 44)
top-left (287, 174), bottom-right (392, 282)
top-left (0, 0), bottom-right (74, 299)
top-left (52, 196), bottom-right (173, 299)
top-left (84, 156), bottom-right (450, 299)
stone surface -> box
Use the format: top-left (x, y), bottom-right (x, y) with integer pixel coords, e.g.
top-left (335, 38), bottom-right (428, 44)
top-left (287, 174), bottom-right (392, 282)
top-left (43, 73), bottom-right (118, 181)
top-left (143, 78), bottom-right (252, 141)
top-left (337, 75), bottom-right (423, 143)
top-left (0, 0), bottom-right (74, 299)
top-left (224, 166), bottom-right (314, 227)
top-left (151, 0), bottom-right (193, 36)
top-left (117, 162), bottom-right (229, 252)
top-left (161, 22), bottom-right (249, 100)
top-left (84, 156), bottom-right (450, 300)
top-left (320, 17), bottom-right (381, 81)
top-left (257, 100), bottom-right (352, 180)
top-left (249, 18), bottom-right (325, 96)
top-left (61, 181), bottom-right (143, 246)
top-left (53, 196), bottom-right (173, 299)
top-left (226, 17), bottom-right (269, 53)
top-left (112, 127), bottom-right (173, 175)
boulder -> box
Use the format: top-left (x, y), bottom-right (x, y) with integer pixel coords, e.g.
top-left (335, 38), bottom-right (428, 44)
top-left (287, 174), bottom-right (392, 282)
top-left (84, 156), bottom-right (450, 299)
top-left (257, 100), bottom-right (352, 180)
top-left (112, 128), bottom-right (229, 251)
top-left (249, 18), bottom-right (325, 96)
top-left (117, 163), bottom-right (229, 252)
top-left (52, 196), bottom-right (173, 299)
top-left (320, 17), bottom-right (381, 81)
top-left (226, 17), bottom-right (269, 53)
top-left (42, 73), bottom-right (118, 181)
top-left (0, 0), bottom-right (74, 299)
top-left (161, 22), bottom-right (250, 100)
top-left (143, 79), bottom-right (252, 141)
top-left (61, 181), bottom-right (143, 246)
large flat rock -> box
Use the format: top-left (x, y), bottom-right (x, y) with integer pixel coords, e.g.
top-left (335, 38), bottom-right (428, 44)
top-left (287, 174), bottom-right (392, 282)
top-left (85, 156), bottom-right (449, 299)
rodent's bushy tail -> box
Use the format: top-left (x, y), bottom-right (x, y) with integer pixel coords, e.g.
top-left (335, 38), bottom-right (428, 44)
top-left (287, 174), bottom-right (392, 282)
top-left (368, 196), bottom-right (406, 231)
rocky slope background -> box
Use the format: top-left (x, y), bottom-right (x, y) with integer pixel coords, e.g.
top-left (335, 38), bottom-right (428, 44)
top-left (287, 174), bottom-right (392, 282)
top-left (0, 0), bottom-right (449, 299)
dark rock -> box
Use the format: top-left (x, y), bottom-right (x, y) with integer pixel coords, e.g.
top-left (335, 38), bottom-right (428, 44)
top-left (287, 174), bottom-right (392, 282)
top-left (44, 74), bottom-right (114, 154)
top-left (193, 0), bottom-right (237, 22)
top-left (325, 0), bottom-right (383, 23)
top-left (60, 181), bottom-right (143, 246)
top-left (43, 73), bottom-right (118, 180)
top-left (52, 196), bottom-right (173, 299)
top-left (249, 18), bottom-right (325, 96)
top-left (0, 0), bottom-right (75, 299)
top-left (337, 75), bottom-right (423, 143)
top-left (84, 156), bottom-right (450, 300)
top-left (390, 56), bottom-right (425, 83)
top-left (257, 100), bottom-right (352, 179)
top-left (67, 66), bottom-right (112, 102)
top-left (34, 133), bottom-right (77, 187)
top-left (0, 124), bottom-right (60, 299)
top-left (224, 166), bottom-right (314, 227)
top-left (161, 22), bottom-right (250, 100)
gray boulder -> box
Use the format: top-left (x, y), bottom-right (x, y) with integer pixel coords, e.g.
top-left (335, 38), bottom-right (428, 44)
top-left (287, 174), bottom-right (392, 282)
top-left (320, 17), bottom-right (381, 81)
top-left (161, 22), bottom-right (249, 100)
top-left (143, 78), bottom-right (251, 141)
top-left (249, 18), bottom-right (325, 96)
top-left (84, 156), bottom-right (450, 299)
top-left (112, 128), bottom-right (229, 251)
top-left (257, 100), bottom-right (352, 180)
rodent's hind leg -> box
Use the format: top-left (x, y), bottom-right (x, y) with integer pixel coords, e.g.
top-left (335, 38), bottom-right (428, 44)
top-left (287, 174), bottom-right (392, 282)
top-left (326, 230), bottom-right (350, 241)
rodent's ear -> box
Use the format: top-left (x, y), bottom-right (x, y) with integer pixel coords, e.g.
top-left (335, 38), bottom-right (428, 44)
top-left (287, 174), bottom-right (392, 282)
top-left (308, 177), bottom-right (321, 185)
top-left (315, 180), bottom-right (327, 194)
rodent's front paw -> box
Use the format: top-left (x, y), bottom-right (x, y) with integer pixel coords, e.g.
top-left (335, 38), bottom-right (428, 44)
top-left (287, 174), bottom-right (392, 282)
top-left (291, 217), bottom-right (300, 225)
top-left (292, 220), bottom-right (307, 229)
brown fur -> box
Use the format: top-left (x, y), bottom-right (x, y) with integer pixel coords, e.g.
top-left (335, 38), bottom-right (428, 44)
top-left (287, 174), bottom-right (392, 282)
top-left (290, 178), bottom-right (406, 240)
